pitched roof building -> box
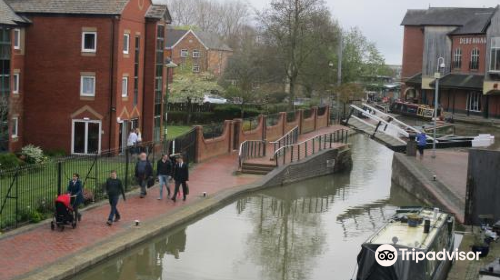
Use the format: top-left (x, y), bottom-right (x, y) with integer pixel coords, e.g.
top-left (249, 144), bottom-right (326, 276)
top-left (401, 5), bottom-right (500, 119)
top-left (0, 0), bottom-right (172, 154)
top-left (165, 28), bottom-right (233, 76)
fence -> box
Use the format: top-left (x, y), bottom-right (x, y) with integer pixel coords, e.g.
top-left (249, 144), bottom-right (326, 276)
top-left (0, 130), bottom-right (197, 231)
top-left (238, 140), bottom-right (267, 168)
top-left (242, 117), bottom-right (259, 132)
top-left (202, 123), bottom-right (225, 140)
top-left (273, 129), bottom-right (349, 166)
top-left (270, 126), bottom-right (299, 157)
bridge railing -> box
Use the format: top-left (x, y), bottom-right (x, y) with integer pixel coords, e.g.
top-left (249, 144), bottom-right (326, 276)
top-left (273, 129), bottom-right (349, 167)
top-left (238, 140), bottom-right (267, 169)
top-left (348, 104), bottom-right (410, 140)
top-left (270, 126), bottom-right (299, 156)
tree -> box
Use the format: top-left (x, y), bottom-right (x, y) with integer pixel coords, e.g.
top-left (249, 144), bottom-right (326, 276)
top-left (258, 0), bottom-right (338, 110)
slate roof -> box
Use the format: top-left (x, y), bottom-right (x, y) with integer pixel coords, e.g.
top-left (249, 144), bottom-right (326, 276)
top-left (405, 73), bottom-right (422, 85)
top-left (430, 74), bottom-right (484, 90)
top-left (165, 29), bottom-right (233, 52)
top-left (0, 0), bottom-right (28, 26)
top-left (401, 7), bottom-right (496, 33)
top-left (5, 0), bottom-right (130, 15)
top-left (145, 4), bottom-right (171, 22)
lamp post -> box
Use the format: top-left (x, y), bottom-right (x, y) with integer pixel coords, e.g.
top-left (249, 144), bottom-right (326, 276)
top-left (164, 58), bottom-right (178, 141)
top-left (432, 57), bottom-right (445, 159)
top-left (328, 61), bottom-right (335, 121)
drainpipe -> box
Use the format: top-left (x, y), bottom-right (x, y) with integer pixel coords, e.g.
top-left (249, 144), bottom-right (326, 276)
top-left (108, 16), bottom-right (117, 152)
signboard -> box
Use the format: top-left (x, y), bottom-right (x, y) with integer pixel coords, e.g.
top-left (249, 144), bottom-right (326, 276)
top-left (459, 37), bottom-right (486, 45)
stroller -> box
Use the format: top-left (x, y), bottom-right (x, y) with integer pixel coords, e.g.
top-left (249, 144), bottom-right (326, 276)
top-left (50, 194), bottom-right (77, 231)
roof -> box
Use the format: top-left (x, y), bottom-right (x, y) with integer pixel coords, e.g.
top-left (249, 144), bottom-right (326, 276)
top-left (401, 7), bottom-right (496, 32)
top-left (5, 0), bottom-right (130, 15)
top-left (145, 4), bottom-right (171, 22)
top-left (405, 73), bottom-right (422, 85)
top-left (0, 0), bottom-right (28, 26)
top-left (165, 28), bottom-right (232, 52)
top-left (430, 74), bottom-right (484, 90)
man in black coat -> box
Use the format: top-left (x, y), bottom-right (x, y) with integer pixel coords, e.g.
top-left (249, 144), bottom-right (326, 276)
top-left (135, 152), bottom-right (153, 198)
top-left (172, 155), bottom-right (189, 202)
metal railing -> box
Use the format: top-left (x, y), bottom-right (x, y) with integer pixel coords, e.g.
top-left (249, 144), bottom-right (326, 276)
top-left (270, 126), bottom-right (299, 156)
top-left (238, 140), bottom-right (267, 168)
top-left (273, 129), bottom-right (349, 167)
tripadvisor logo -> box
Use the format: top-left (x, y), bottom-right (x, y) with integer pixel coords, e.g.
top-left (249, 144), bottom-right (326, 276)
top-left (375, 244), bottom-right (481, 267)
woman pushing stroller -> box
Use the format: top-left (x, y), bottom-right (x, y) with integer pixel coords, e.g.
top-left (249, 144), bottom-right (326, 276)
top-left (67, 173), bottom-right (83, 221)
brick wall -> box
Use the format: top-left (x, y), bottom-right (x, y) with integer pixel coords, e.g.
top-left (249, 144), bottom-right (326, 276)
top-left (170, 32), bottom-right (208, 73)
top-left (300, 107), bottom-right (317, 134)
top-left (265, 112), bottom-right (286, 141)
top-left (450, 35), bottom-right (487, 74)
top-left (206, 49), bottom-right (232, 76)
top-left (195, 120), bottom-right (232, 162)
top-left (9, 27), bottom-right (26, 151)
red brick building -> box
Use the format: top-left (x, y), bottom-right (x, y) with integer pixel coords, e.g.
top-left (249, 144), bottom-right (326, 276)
top-left (401, 6), bottom-right (500, 119)
top-left (165, 29), bottom-right (233, 76)
top-left (0, 0), bottom-right (172, 154)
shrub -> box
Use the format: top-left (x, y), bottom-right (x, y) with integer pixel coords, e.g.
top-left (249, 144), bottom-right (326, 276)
top-left (0, 153), bottom-right (20, 170)
top-left (28, 210), bottom-right (44, 223)
top-left (83, 189), bottom-right (94, 205)
top-left (45, 149), bottom-right (67, 158)
top-left (21, 145), bottom-right (47, 165)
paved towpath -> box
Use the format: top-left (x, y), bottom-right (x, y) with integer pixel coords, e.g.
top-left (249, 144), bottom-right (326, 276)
top-left (0, 125), bottom-right (347, 280)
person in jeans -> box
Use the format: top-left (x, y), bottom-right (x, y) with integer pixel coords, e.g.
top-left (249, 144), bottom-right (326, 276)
top-left (67, 173), bottom-right (83, 221)
top-left (135, 152), bottom-right (153, 198)
top-left (105, 170), bottom-right (126, 226)
top-left (172, 155), bottom-right (189, 202)
top-left (157, 154), bottom-right (173, 200)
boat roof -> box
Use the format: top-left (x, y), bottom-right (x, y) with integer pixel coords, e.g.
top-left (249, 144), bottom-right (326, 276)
top-left (366, 208), bottom-right (449, 250)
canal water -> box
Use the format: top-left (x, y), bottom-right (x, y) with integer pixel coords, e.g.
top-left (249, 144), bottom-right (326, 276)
top-left (74, 135), bottom-right (422, 280)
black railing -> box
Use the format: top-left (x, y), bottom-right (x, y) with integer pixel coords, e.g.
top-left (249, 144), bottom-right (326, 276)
top-left (274, 129), bottom-right (349, 167)
top-left (0, 130), bottom-right (197, 231)
top-left (266, 113), bottom-right (281, 127)
top-left (242, 117), bottom-right (259, 132)
top-left (286, 111), bottom-right (297, 123)
top-left (238, 140), bottom-right (267, 168)
top-left (303, 109), bottom-right (312, 119)
top-left (270, 126), bottom-right (299, 156)
top-left (202, 123), bottom-right (225, 139)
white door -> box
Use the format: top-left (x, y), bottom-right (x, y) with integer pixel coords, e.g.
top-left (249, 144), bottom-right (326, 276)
top-left (72, 120), bottom-right (102, 155)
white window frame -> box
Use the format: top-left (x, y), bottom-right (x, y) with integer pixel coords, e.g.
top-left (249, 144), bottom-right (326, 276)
top-left (181, 49), bottom-right (188, 57)
top-left (470, 48), bottom-right (480, 70)
top-left (490, 37), bottom-right (500, 72)
top-left (71, 119), bottom-right (102, 155)
top-left (11, 117), bottom-right (18, 138)
top-left (192, 49), bottom-right (200, 58)
top-left (467, 92), bottom-right (482, 112)
top-left (123, 33), bottom-right (130, 54)
top-left (13, 29), bottom-right (21, 50)
top-left (121, 76), bottom-right (128, 97)
top-left (80, 75), bottom-right (96, 96)
top-left (13, 73), bottom-right (19, 94)
top-left (192, 65), bottom-right (200, 73)
top-left (81, 32), bottom-right (97, 53)
top-left (453, 48), bottom-right (462, 69)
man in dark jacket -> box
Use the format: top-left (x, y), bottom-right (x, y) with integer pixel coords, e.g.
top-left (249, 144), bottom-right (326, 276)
top-left (67, 173), bottom-right (83, 221)
top-left (135, 152), bottom-right (153, 198)
top-left (157, 154), bottom-right (173, 200)
top-left (172, 155), bottom-right (189, 202)
top-left (105, 170), bottom-right (126, 226)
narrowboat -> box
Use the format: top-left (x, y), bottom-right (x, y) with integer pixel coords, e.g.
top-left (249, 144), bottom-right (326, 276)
top-left (390, 101), bottom-right (440, 120)
top-left (356, 207), bottom-right (455, 280)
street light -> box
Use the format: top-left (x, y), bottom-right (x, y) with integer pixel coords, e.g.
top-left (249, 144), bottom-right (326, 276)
top-left (432, 57), bottom-right (445, 159)
top-left (164, 58), bottom-right (178, 141)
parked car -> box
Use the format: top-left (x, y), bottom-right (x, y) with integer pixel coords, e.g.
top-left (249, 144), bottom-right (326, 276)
top-left (203, 94), bottom-right (228, 104)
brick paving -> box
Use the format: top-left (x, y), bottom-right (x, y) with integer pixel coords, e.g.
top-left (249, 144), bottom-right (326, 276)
top-left (0, 125), bottom-right (348, 280)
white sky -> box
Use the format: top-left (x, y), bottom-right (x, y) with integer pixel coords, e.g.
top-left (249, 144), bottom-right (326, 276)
top-left (244, 0), bottom-right (500, 65)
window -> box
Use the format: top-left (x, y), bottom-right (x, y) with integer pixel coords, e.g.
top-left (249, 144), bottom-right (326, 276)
top-left (154, 25), bottom-right (165, 142)
top-left (467, 92), bottom-right (482, 112)
top-left (72, 120), bottom-right (101, 154)
top-left (192, 65), bottom-right (200, 73)
top-left (134, 36), bottom-right (140, 106)
top-left (123, 33), bottom-right (130, 54)
top-left (193, 49), bottom-right (200, 58)
top-left (11, 117), bottom-right (18, 138)
top-left (80, 75), bottom-right (96, 96)
top-left (82, 32), bottom-right (97, 53)
top-left (490, 37), bottom-right (500, 72)
top-left (453, 48), bottom-right (462, 69)
top-left (181, 49), bottom-right (188, 57)
top-left (12, 73), bottom-right (19, 94)
top-left (122, 76), bottom-right (128, 97)
top-left (470, 48), bottom-right (480, 70)
top-left (13, 29), bottom-right (20, 50)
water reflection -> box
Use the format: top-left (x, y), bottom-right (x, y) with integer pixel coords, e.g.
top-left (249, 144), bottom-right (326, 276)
top-left (74, 135), bottom-right (424, 280)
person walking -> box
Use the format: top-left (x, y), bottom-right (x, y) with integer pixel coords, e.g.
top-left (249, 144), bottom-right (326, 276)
top-left (105, 170), bottom-right (126, 226)
top-left (67, 173), bottom-right (83, 221)
top-left (135, 152), bottom-right (153, 198)
top-left (157, 154), bottom-right (173, 200)
top-left (127, 130), bottom-right (138, 156)
top-left (416, 129), bottom-right (427, 160)
top-left (172, 155), bottom-right (189, 202)
top-left (135, 128), bottom-right (143, 153)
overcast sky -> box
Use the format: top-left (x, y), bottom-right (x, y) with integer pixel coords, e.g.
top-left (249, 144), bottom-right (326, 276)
top-left (244, 0), bottom-right (500, 65)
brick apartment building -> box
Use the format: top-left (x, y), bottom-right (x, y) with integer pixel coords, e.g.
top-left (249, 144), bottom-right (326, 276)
top-left (0, 0), bottom-right (172, 154)
top-left (165, 28), bottom-right (233, 76)
top-left (401, 6), bottom-right (500, 119)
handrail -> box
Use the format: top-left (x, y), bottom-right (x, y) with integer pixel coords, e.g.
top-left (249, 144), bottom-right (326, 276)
top-left (273, 129), bottom-right (349, 166)
top-left (270, 126), bottom-right (299, 155)
top-left (238, 140), bottom-right (266, 168)
top-left (350, 104), bottom-right (410, 138)
top-left (361, 103), bottom-right (434, 141)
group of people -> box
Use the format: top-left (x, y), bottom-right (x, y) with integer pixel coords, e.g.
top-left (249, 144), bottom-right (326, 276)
top-left (65, 151), bottom-right (189, 227)
top-left (127, 128), bottom-right (143, 154)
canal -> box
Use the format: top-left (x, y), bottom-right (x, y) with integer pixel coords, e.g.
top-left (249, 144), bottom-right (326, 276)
top-left (74, 135), bottom-right (422, 280)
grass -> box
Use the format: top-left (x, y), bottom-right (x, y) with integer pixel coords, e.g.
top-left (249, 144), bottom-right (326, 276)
top-left (166, 125), bottom-right (193, 140)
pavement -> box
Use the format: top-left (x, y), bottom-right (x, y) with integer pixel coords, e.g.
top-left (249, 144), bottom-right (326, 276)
top-left (0, 125), bottom-right (348, 280)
